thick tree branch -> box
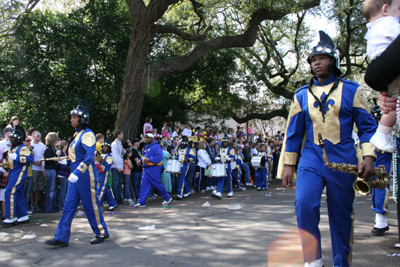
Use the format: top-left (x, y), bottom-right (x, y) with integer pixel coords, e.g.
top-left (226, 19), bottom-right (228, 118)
top-left (151, 0), bottom-right (320, 80)
top-left (231, 107), bottom-right (289, 124)
top-left (153, 25), bottom-right (213, 41)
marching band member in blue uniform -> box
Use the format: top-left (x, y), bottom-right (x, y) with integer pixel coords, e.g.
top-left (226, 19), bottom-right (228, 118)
top-left (96, 139), bottom-right (118, 211)
top-left (135, 133), bottom-right (172, 207)
top-left (278, 31), bottom-right (377, 267)
top-left (212, 135), bottom-right (235, 199)
top-left (255, 144), bottom-right (272, 191)
top-left (369, 101), bottom-right (392, 235)
top-left (1, 128), bottom-right (33, 227)
top-left (175, 137), bottom-right (196, 200)
top-left (231, 146), bottom-right (243, 191)
top-left (45, 100), bottom-right (109, 247)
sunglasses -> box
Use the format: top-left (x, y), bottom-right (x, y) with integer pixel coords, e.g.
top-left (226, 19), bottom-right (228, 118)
top-left (25, 140), bottom-right (31, 142)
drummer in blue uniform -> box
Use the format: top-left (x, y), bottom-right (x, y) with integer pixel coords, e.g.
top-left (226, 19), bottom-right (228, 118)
top-left (96, 139), bottom-right (118, 211)
top-left (45, 100), bottom-right (109, 247)
top-left (211, 135), bottom-right (235, 199)
top-left (231, 146), bottom-right (243, 191)
top-left (1, 127), bottom-right (34, 227)
top-left (175, 137), bottom-right (196, 200)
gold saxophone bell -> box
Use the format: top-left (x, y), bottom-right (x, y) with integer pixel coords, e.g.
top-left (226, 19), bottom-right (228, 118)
top-left (318, 133), bottom-right (389, 196)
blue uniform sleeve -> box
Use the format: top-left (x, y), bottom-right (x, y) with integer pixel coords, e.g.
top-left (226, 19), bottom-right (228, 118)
top-left (15, 146), bottom-right (34, 164)
top-left (187, 148), bottom-right (197, 162)
top-left (102, 155), bottom-right (113, 172)
top-left (74, 131), bottom-right (96, 177)
top-left (284, 93), bottom-right (306, 165)
top-left (351, 86), bottom-right (377, 158)
top-left (142, 144), bottom-right (163, 167)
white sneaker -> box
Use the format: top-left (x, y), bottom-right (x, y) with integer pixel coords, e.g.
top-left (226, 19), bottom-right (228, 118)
top-left (210, 186), bottom-right (216, 190)
top-left (128, 199), bottom-right (135, 206)
top-left (134, 203), bottom-right (146, 208)
top-left (246, 183), bottom-right (253, 186)
top-left (183, 192), bottom-right (191, 197)
top-left (190, 189), bottom-right (195, 194)
top-left (205, 186), bottom-right (210, 191)
top-left (370, 131), bottom-right (395, 153)
top-left (162, 197), bottom-right (173, 205)
top-left (304, 259), bottom-right (324, 267)
top-left (227, 192), bottom-right (233, 197)
top-left (17, 215), bottom-right (29, 223)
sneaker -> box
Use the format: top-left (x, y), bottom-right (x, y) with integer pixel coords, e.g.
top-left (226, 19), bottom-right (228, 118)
top-left (162, 197), bottom-right (173, 205)
top-left (211, 191), bottom-right (222, 200)
top-left (371, 225), bottom-right (389, 235)
top-left (200, 190), bottom-right (206, 193)
top-left (183, 192), bottom-right (190, 198)
top-left (175, 195), bottom-right (183, 200)
top-left (246, 183), bottom-right (253, 186)
top-left (102, 201), bottom-right (109, 207)
top-left (190, 189), bottom-right (195, 194)
top-left (27, 210), bottom-right (33, 215)
top-left (134, 203), bottom-right (146, 208)
top-left (370, 131), bottom-right (395, 153)
top-left (210, 186), bottom-right (216, 190)
top-left (17, 216), bottom-right (30, 224)
top-left (253, 185), bottom-right (257, 188)
top-left (257, 187), bottom-right (261, 191)
top-left (128, 199), bottom-right (135, 206)
top-left (108, 205), bottom-right (118, 211)
top-left (227, 192), bottom-right (233, 197)
top-left (205, 186), bottom-right (210, 191)
top-left (153, 194), bottom-right (159, 197)
top-left (1, 218), bottom-right (18, 227)
top-left (304, 258), bottom-right (324, 267)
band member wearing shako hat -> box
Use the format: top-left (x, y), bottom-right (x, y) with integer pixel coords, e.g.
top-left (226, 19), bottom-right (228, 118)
top-left (45, 99), bottom-right (109, 246)
top-left (278, 31), bottom-right (376, 267)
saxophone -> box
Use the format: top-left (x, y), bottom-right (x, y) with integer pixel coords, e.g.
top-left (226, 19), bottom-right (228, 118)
top-left (318, 133), bottom-right (389, 196)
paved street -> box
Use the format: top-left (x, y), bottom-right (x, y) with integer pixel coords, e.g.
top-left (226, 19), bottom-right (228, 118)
top-left (0, 179), bottom-right (399, 267)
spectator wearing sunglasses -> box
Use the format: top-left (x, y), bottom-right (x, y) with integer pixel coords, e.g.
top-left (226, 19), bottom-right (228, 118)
top-left (30, 130), bottom-right (46, 212)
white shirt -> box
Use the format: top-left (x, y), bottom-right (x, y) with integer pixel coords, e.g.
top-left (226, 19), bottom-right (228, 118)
top-left (182, 128), bottom-right (192, 137)
top-left (197, 149), bottom-right (211, 168)
top-left (111, 139), bottom-right (124, 170)
top-left (365, 16), bottom-right (400, 60)
top-left (0, 139), bottom-right (11, 160)
top-left (250, 148), bottom-right (258, 157)
top-left (172, 131), bottom-right (178, 138)
top-left (32, 142), bottom-right (46, 171)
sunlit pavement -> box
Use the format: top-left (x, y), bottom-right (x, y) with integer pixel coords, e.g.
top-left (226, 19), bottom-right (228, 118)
top-left (0, 179), bottom-right (398, 266)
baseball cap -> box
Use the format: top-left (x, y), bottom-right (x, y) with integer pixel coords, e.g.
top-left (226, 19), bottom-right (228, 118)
top-left (145, 133), bottom-right (154, 138)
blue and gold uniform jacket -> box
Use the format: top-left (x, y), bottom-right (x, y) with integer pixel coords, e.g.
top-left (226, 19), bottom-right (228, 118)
top-left (69, 127), bottom-right (97, 177)
top-left (233, 153), bottom-right (243, 167)
top-left (177, 147), bottom-right (197, 164)
top-left (219, 146), bottom-right (235, 169)
top-left (278, 76), bottom-right (377, 179)
top-left (141, 142), bottom-right (163, 168)
top-left (256, 151), bottom-right (272, 169)
top-left (8, 144), bottom-right (34, 179)
top-left (100, 153), bottom-right (113, 173)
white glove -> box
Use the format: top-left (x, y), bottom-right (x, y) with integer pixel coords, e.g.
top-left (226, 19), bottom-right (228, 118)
top-left (68, 173), bottom-right (79, 183)
top-left (0, 167), bottom-right (5, 173)
top-left (8, 153), bottom-right (17, 160)
top-left (224, 156), bottom-right (230, 161)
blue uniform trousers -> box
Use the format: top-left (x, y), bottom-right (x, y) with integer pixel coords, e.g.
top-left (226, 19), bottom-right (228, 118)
top-left (296, 165), bottom-right (355, 267)
top-left (232, 169), bottom-right (241, 190)
top-left (217, 165), bottom-right (232, 193)
top-left (98, 172), bottom-right (117, 207)
top-left (5, 175), bottom-right (28, 219)
top-left (138, 166), bottom-right (171, 205)
top-left (371, 152), bottom-right (392, 215)
top-left (54, 167), bottom-right (108, 242)
top-left (177, 163), bottom-right (191, 196)
top-left (255, 168), bottom-right (268, 189)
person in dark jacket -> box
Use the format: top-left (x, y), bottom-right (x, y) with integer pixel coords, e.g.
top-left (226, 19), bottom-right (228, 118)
top-left (44, 132), bottom-right (59, 213)
top-left (242, 141), bottom-right (252, 186)
top-left (57, 141), bottom-right (71, 212)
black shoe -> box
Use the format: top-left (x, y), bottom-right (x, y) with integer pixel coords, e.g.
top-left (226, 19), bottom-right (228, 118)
top-left (90, 236), bottom-right (107, 245)
top-left (371, 226), bottom-right (389, 235)
top-left (1, 220), bottom-right (18, 227)
top-left (45, 239), bottom-right (69, 247)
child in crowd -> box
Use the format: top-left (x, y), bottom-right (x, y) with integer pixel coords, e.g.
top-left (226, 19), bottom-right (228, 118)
top-left (123, 149), bottom-right (134, 205)
top-left (162, 127), bottom-right (170, 142)
top-left (96, 133), bottom-right (104, 153)
top-left (145, 125), bottom-right (152, 135)
top-left (153, 128), bottom-right (160, 143)
top-left (172, 127), bottom-right (179, 138)
top-left (363, 0), bottom-right (400, 152)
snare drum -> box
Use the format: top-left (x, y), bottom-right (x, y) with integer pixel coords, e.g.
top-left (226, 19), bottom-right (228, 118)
top-left (251, 156), bottom-right (262, 169)
top-left (167, 160), bottom-right (183, 174)
top-left (166, 159), bottom-right (173, 173)
top-left (211, 163), bottom-right (226, 177)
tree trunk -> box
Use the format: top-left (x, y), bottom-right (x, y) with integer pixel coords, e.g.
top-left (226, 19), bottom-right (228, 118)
top-left (115, 23), bottom-right (152, 140)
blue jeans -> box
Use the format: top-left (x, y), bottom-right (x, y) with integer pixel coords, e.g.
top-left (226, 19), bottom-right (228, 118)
top-left (59, 177), bottom-right (68, 211)
top-left (111, 168), bottom-right (123, 202)
top-left (44, 169), bottom-right (58, 212)
top-left (123, 174), bottom-right (132, 200)
top-left (130, 172), bottom-right (142, 200)
top-left (24, 176), bottom-right (33, 209)
top-left (242, 162), bottom-right (251, 183)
